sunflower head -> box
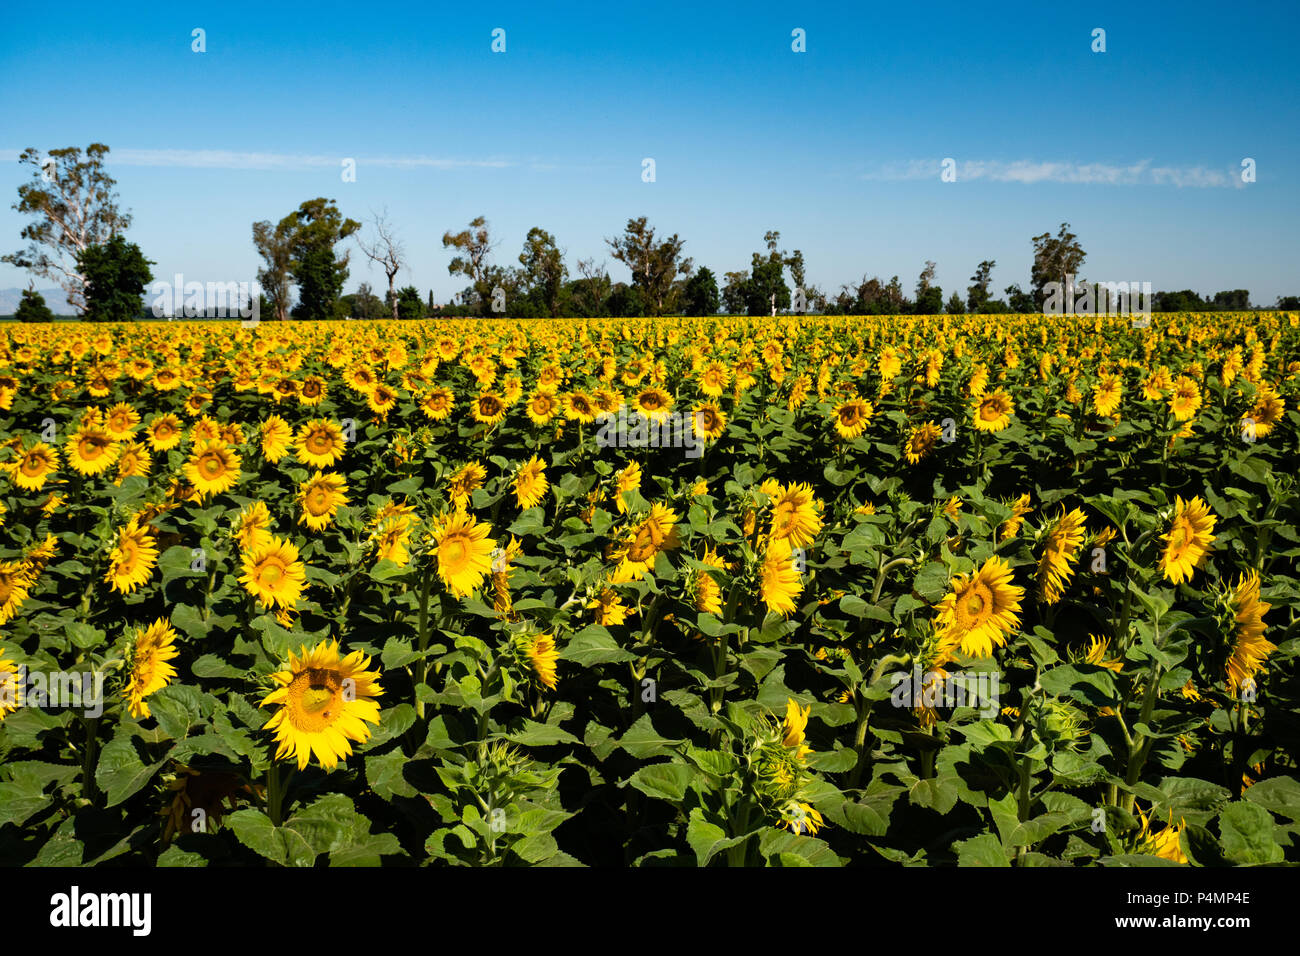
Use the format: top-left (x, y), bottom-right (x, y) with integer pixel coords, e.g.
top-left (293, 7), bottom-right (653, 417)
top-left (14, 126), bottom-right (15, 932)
top-left (260, 639), bottom-right (383, 770)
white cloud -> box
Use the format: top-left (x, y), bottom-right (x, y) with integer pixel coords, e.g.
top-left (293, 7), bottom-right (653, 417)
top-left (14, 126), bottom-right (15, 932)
top-left (863, 158), bottom-right (1236, 187)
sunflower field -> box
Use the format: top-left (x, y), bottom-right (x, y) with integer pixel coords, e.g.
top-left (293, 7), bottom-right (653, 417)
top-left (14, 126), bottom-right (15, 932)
top-left (0, 311), bottom-right (1298, 868)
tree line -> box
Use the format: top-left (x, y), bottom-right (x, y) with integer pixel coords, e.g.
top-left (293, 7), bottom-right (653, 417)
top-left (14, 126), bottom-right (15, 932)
top-left (5, 144), bottom-right (1295, 322)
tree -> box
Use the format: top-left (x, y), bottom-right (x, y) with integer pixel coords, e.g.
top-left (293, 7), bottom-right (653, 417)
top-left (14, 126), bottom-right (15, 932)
top-left (967, 259), bottom-right (995, 312)
top-left (518, 227), bottom-right (567, 317)
top-left (913, 261), bottom-right (943, 314)
top-left (78, 235), bottom-right (154, 321)
top-left (344, 282), bottom-right (383, 319)
top-left (443, 216), bottom-right (497, 315)
top-left (605, 282), bottom-right (645, 317)
top-left (683, 267), bottom-right (720, 316)
top-left (356, 209), bottom-right (406, 320)
top-left (1004, 284), bottom-right (1036, 313)
top-left (573, 258), bottom-right (612, 317)
top-left (14, 287), bottom-right (56, 323)
top-left (1031, 223), bottom-right (1087, 309)
top-left (742, 231), bottom-right (793, 315)
top-left (1276, 296), bottom-right (1300, 310)
top-left (606, 217), bottom-right (692, 316)
top-left (945, 291), bottom-right (966, 314)
top-left (3, 144), bottom-right (132, 315)
top-left (286, 198), bottom-right (359, 321)
top-left (252, 216), bottom-right (295, 322)
top-left (722, 271), bottom-right (749, 315)
top-left (395, 285), bottom-right (424, 319)
top-left (1211, 289), bottom-right (1250, 311)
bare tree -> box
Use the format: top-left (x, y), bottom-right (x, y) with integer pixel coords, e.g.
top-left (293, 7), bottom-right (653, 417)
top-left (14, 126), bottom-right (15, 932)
top-left (2, 144), bottom-right (132, 314)
top-left (357, 209), bottom-right (406, 320)
top-left (575, 257), bottom-right (611, 316)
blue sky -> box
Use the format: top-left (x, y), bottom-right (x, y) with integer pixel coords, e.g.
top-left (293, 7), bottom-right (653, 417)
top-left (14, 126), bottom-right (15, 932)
top-left (2, 0), bottom-right (1298, 307)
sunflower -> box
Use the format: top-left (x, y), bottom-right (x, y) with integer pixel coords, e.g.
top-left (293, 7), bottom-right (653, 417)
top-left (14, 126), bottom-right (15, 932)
top-left (522, 634), bottom-right (560, 690)
top-left (904, 421), bottom-right (942, 465)
top-left (767, 482), bottom-right (823, 549)
top-left (699, 361), bottom-right (729, 397)
top-left (832, 397), bottom-right (873, 440)
top-left (10, 441), bottom-right (59, 491)
top-left (972, 390), bottom-right (1014, 432)
top-left (122, 619), bottom-right (180, 719)
top-left (184, 439), bottom-right (242, 499)
top-left (372, 515), bottom-right (414, 567)
top-left (1159, 496), bottom-right (1216, 584)
top-left (630, 387), bottom-right (672, 423)
top-left (999, 493), bottom-right (1032, 541)
top-left (447, 461), bottom-right (487, 510)
top-left (0, 561), bottom-right (33, 625)
top-left (1136, 807), bottom-right (1188, 864)
top-left (260, 415), bottom-right (292, 462)
top-left (782, 698), bottom-right (812, 759)
top-left (1226, 571), bottom-right (1274, 697)
top-left (240, 536), bottom-right (307, 610)
top-left (1092, 375), bottom-right (1122, 417)
top-left (234, 501), bottom-right (274, 553)
top-left (295, 418), bottom-right (346, 468)
top-left (589, 587), bottom-right (630, 626)
top-left (692, 402), bottom-right (727, 442)
top-left (1168, 377), bottom-right (1202, 421)
top-left (623, 503), bottom-right (680, 566)
top-left (106, 519), bottom-right (159, 594)
top-left (760, 538), bottom-right (803, 618)
top-left (419, 386), bottom-right (455, 422)
top-left (525, 390), bottom-right (559, 426)
top-left (614, 461), bottom-right (642, 513)
top-left (933, 556), bottom-right (1024, 657)
top-left (298, 375), bottom-right (326, 406)
top-left (65, 425), bottom-right (120, 476)
top-left (1243, 383), bottom-right (1284, 437)
top-left (297, 471), bottom-right (350, 531)
top-left (692, 564), bottom-right (722, 615)
top-left (260, 640), bottom-right (383, 771)
top-left (471, 392), bottom-right (508, 426)
top-left (0, 649), bottom-right (21, 721)
top-left (114, 440), bottom-right (152, 483)
top-left (1083, 635), bottom-right (1124, 672)
top-left (562, 391), bottom-right (598, 424)
top-left (514, 455), bottom-right (548, 510)
top-left (432, 512), bottom-right (496, 598)
top-left (103, 402), bottom-right (140, 440)
top-left (1037, 507), bottom-right (1088, 604)
top-left (146, 413), bottom-right (183, 452)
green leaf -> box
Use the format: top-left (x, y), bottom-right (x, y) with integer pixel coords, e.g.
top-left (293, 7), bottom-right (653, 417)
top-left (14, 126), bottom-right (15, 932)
top-left (560, 625), bottom-right (635, 666)
top-left (1218, 801), bottom-right (1284, 864)
top-left (366, 749), bottom-right (417, 800)
top-left (192, 654), bottom-right (246, 679)
top-left (505, 720), bottom-right (581, 747)
top-left (1243, 776), bottom-right (1300, 821)
top-left (95, 735), bottom-right (167, 808)
top-left (955, 833), bottom-right (1010, 866)
top-left (618, 714), bottom-right (686, 759)
top-left (912, 562), bottom-right (950, 602)
top-left (628, 763), bottom-right (694, 804)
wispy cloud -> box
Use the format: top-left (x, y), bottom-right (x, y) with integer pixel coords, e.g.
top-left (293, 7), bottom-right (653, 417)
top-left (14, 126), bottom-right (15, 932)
top-left (862, 158), bottom-right (1239, 188)
top-left (0, 148), bottom-right (515, 171)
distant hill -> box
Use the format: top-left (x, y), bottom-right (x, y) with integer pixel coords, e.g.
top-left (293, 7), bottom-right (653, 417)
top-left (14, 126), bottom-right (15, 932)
top-left (0, 288), bottom-right (79, 315)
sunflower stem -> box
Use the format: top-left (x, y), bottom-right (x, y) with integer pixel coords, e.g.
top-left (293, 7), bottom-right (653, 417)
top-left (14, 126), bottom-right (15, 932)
top-left (415, 564), bottom-right (434, 719)
top-left (81, 716), bottom-right (100, 804)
